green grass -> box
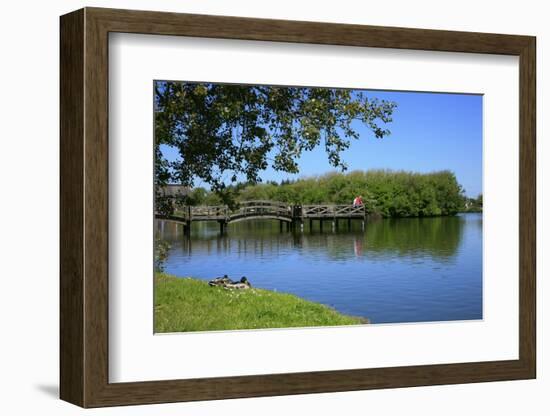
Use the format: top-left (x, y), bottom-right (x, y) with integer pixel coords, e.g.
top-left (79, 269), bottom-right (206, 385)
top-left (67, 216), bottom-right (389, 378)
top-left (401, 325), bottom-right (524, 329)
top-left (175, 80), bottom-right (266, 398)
top-left (155, 273), bottom-right (367, 333)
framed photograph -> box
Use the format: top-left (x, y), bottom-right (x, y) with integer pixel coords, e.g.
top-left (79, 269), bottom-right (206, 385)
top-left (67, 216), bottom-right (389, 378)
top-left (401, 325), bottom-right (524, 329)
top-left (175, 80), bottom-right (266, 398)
top-left (60, 7), bottom-right (536, 407)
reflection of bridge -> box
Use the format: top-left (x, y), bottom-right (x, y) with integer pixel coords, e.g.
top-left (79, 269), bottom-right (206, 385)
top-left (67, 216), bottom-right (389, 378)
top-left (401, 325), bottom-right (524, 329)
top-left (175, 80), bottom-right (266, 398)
top-left (156, 200), bottom-right (367, 234)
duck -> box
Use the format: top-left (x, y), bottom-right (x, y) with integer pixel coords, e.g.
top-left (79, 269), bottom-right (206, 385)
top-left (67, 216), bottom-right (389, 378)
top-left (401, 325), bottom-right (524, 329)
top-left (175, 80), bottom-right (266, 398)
top-left (208, 274), bottom-right (232, 287)
top-left (223, 276), bottom-right (252, 290)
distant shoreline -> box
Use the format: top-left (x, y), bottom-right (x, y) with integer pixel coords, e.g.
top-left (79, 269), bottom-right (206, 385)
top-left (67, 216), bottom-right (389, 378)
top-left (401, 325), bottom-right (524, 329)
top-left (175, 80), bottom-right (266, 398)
top-left (164, 169), bottom-right (476, 219)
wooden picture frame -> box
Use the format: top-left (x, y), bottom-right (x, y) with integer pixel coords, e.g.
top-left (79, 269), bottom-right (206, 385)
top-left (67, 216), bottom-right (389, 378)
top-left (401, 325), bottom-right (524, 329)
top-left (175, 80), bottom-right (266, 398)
top-left (60, 7), bottom-right (536, 408)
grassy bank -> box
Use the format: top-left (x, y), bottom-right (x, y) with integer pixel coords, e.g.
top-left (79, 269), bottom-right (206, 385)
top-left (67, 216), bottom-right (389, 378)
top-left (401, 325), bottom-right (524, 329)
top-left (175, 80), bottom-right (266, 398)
top-left (155, 273), bottom-right (366, 332)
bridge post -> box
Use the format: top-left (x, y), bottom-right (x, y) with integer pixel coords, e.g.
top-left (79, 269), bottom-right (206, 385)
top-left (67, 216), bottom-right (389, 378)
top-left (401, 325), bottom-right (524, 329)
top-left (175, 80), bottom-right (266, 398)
top-left (292, 219), bottom-right (303, 233)
top-left (279, 220), bottom-right (283, 232)
top-left (347, 218), bottom-right (351, 230)
top-left (183, 221), bottom-right (191, 236)
top-left (319, 220), bottom-right (323, 233)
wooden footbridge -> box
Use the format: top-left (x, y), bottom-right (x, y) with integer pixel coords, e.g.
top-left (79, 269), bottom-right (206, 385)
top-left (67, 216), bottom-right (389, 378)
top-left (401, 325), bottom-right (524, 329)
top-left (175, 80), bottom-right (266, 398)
top-left (156, 200), bottom-right (367, 234)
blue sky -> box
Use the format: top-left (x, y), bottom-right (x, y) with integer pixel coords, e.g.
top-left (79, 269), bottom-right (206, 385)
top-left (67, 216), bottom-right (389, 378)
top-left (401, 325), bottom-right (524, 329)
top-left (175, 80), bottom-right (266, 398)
top-left (161, 89), bottom-right (482, 197)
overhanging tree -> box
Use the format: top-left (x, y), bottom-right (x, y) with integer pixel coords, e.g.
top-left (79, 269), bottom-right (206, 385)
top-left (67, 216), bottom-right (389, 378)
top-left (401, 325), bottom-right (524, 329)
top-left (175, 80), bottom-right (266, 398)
top-left (155, 82), bottom-right (397, 209)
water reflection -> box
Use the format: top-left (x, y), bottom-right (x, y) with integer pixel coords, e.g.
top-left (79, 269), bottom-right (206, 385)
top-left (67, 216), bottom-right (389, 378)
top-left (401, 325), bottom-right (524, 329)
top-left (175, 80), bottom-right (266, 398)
top-left (366, 216), bottom-right (464, 261)
top-left (158, 215), bottom-right (465, 263)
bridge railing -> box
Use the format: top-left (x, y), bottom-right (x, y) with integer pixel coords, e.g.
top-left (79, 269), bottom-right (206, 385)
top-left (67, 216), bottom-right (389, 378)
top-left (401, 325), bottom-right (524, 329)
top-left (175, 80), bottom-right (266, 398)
top-left (301, 204), bottom-right (365, 218)
top-left (165, 201), bottom-right (366, 222)
top-left (333, 204), bottom-right (366, 217)
top-left (191, 205), bottom-right (228, 220)
top-left (300, 205), bottom-right (331, 218)
top-left (233, 200), bottom-right (292, 218)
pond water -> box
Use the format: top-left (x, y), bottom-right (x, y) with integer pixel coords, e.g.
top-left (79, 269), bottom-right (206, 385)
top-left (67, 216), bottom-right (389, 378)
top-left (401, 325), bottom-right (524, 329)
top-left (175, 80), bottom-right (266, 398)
top-left (157, 213), bottom-right (482, 324)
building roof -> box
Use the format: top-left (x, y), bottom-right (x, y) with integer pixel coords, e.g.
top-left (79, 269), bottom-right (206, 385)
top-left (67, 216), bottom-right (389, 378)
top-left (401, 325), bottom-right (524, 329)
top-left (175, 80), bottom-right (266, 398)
top-left (159, 184), bottom-right (190, 197)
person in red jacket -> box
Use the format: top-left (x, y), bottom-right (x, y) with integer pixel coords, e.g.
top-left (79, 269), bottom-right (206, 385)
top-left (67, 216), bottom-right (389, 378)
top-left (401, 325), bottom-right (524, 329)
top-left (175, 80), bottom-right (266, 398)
top-left (353, 195), bottom-right (363, 207)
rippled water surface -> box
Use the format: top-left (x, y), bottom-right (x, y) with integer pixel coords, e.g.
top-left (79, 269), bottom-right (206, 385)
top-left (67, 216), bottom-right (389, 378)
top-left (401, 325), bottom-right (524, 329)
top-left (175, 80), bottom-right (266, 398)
top-left (158, 213), bottom-right (482, 324)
